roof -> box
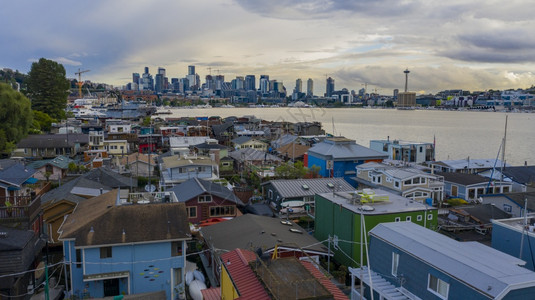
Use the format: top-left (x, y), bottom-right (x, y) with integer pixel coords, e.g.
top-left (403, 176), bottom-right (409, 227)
top-left (169, 136), bottom-right (210, 148)
top-left (357, 161), bottom-right (436, 180)
top-left (168, 178), bottom-right (244, 206)
top-left (0, 226), bottom-right (34, 251)
top-left (231, 136), bottom-right (253, 145)
top-left (432, 159), bottom-right (508, 170)
top-left (276, 143), bottom-right (310, 159)
top-left (200, 287), bottom-right (221, 300)
top-left (220, 249), bottom-right (271, 300)
top-left (83, 167), bottom-right (134, 188)
top-left (482, 192), bottom-right (535, 212)
top-left (161, 155), bottom-right (215, 169)
top-left (194, 142), bottom-right (228, 151)
top-left (200, 214), bottom-right (327, 254)
top-left (0, 161), bottom-right (36, 186)
top-left (59, 190), bottom-right (190, 246)
top-left (228, 148), bottom-right (282, 162)
top-left (271, 134), bottom-right (298, 148)
top-left (502, 166), bottom-right (535, 185)
top-left (26, 155), bottom-right (74, 170)
top-left (16, 134), bottom-right (88, 148)
top-left (450, 203), bottom-right (511, 224)
top-left (370, 221), bottom-right (535, 298)
top-left (436, 172), bottom-right (490, 185)
top-left (308, 137), bottom-right (387, 160)
top-left (119, 152), bottom-right (158, 165)
top-left (300, 260), bottom-right (347, 300)
top-left (265, 178), bottom-right (354, 199)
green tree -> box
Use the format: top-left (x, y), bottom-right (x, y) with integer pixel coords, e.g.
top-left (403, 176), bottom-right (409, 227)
top-left (0, 83), bottom-right (33, 154)
top-left (32, 110), bottom-right (56, 133)
top-left (26, 58), bottom-right (70, 119)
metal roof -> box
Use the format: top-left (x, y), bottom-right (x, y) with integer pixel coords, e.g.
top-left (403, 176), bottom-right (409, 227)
top-left (168, 178), bottom-right (243, 205)
top-left (308, 138), bottom-right (387, 160)
top-left (436, 171), bottom-right (492, 185)
top-left (0, 162), bottom-right (36, 186)
top-left (433, 159), bottom-right (509, 171)
top-left (370, 222), bottom-right (535, 298)
top-left (265, 178), bottom-right (354, 199)
top-left (228, 148), bottom-right (282, 162)
top-left (26, 155), bottom-right (75, 170)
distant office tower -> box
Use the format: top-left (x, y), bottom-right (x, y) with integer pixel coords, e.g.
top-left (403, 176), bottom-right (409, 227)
top-left (158, 67), bottom-right (166, 76)
top-left (326, 77), bottom-right (335, 97)
top-left (232, 76), bottom-right (244, 90)
top-left (171, 78), bottom-right (180, 93)
top-left (259, 75), bottom-right (270, 94)
top-left (141, 67), bottom-right (153, 91)
top-left (155, 73), bottom-right (164, 93)
top-left (180, 78), bottom-right (189, 93)
top-left (307, 78), bottom-right (313, 97)
top-left (205, 75), bottom-right (214, 90)
top-left (295, 78), bottom-right (302, 93)
top-left (393, 89), bottom-right (399, 99)
top-left (144, 67), bottom-right (149, 74)
top-left (245, 75), bottom-right (256, 91)
top-left (188, 65), bottom-right (195, 76)
top-left (215, 75), bottom-right (225, 91)
top-left (132, 73), bottom-right (140, 84)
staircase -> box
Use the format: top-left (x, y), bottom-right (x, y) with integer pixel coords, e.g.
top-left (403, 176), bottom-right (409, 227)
top-left (358, 266), bottom-right (411, 300)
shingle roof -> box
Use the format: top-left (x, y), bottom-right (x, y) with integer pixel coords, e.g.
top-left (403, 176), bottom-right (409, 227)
top-left (231, 136), bottom-right (253, 145)
top-left (0, 226), bottom-right (34, 251)
top-left (200, 214), bottom-right (327, 254)
top-left (168, 178), bottom-right (244, 206)
top-left (436, 171), bottom-right (490, 185)
top-left (0, 162), bottom-right (36, 186)
top-left (220, 249), bottom-right (271, 300)
top-left (502, 166), bottom-right (535, 185)
top-left (370, 221), bottom-right (535, 298)
top-left (308, 138), bottom-right (387, 160)
top-left (16, 134), bottom-right (88, 148)
top-left (59, 190), bottom-right (190, 246)
top-left (264, 178), bottom-right (354, 199)
top-left (83, 167), bottom-right (135, 188)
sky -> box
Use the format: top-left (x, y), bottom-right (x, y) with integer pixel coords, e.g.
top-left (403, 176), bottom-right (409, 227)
top-left (1, 0), bottom-right (535, 95)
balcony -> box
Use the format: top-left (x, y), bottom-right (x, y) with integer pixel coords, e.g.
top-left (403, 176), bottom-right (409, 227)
top-left (0, 182), bottom-right (49, 222)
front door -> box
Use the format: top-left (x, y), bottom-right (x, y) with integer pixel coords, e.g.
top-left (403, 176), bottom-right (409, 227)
top-left (103, 278), bottom-right (120, 297)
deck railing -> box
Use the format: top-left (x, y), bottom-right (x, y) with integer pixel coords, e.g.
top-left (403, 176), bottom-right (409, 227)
top-left (0, 194), bottom-right (42, 220)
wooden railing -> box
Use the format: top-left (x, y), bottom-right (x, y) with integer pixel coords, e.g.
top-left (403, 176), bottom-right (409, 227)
top-left (0, 194), bottom-right (42, 220)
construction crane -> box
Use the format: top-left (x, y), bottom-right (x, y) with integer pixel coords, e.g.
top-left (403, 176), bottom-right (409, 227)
top-left (75, 68), bottom-right (90, 98)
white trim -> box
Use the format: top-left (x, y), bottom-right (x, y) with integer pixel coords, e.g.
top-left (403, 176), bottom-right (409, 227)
top-left (427, 273), bottom-right (449, 299)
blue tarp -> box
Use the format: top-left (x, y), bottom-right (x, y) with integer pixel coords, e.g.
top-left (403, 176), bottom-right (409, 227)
top-left (24, 177), bottom-right (38, 184)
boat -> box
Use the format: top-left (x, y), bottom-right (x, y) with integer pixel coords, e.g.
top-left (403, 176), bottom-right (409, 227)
top-left (188, 280), bottom-right (207, 300)
top-left (279, 200), bottom-right (306, 214)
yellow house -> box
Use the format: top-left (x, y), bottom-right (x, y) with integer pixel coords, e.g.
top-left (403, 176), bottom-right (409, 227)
top-left (231, 136), bottom-right (268, 152)
top-left (219, 249), bottom-right (270, 300)
top-left (104, 139), bottom-right (129, 156)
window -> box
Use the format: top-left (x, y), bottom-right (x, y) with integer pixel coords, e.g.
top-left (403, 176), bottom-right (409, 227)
top-left (392, 252), bottom-right (400, 276)
top-left (406, 216), bottom-right (411, 222)
top-left (503, 204), bottom-right (512, 213)
top-left (100, 247), bottom-right (112, 259)
top-left (428, 274), bottom-right (449, 299)
top-left (417, 215), bottom-right (423, 221)
top-left (171, 241), bottom-right (183, 256)
top-left (394, 181), bottom-right (400, 189)
top-left (187, 207), bottom-right (197, 218)
top-left (427, 214), bottom-right (433, 220)
top-left (419, 146), bottom-right (423, 153)
top-left (210, 206), bottom-right (235, 217)
top-left (268, 190), bottom-right (273, 199)
top-left (413, 177), bottom-right (420, 184)
top-left (46, 164), bottom-right (54, 173)
top-left (198, 195), bottom-right (212, 203)
top-left (395, 217), bottom-right (401, 222)
top-left (404, 179), bottom-right (412, 185)
top-left (76, 249), bottom-right (81, 268)
top-left (503, 186), bottom-right (510, 193)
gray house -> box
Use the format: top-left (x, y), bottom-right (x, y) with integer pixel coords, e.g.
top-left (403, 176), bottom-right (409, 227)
top-left (352, 221), bottom-right (535, 300)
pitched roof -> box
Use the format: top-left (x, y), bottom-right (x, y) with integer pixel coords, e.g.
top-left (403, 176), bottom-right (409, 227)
top-left (502, 166), bottom-right (535, 185)
top-left (436, 171), bottom-right (490, 185)
top-left (264, 178), bottom-right (354, 199)
top-left (0, 226), bottom-right (34, 251)
top-left (59, 190), bottom-right (190, 246)
top-left (26, 155), bottom-right (74, 170)
top-left (200, 214), bottom-right (327, 254)
top-left (231, 136), bottom-right (253, 145)
top-left (276, 143), bottom-right (310, 159)
top-left (300, 260), bottom-right (347, 300)
top-left (119, 152), bottom-right (158, 165)
top-left (308, 137), bottom-right (387, 160)
top-left (168, 178), bottom-right (244, 205)
top-left (228, 148), bottom-right (282, 162)
top-left (482, 192), bottom-right (535, 212)
top-left (370, 221), bottom-right (535, 299)
top-left (0, 161), bottom-right (36, 186)
top-left (16, 134), bottom-right (88, 148)
top-left (220, 249), bottom-right (271, 300)
top-left (83, 167), bottom-right (134, 188)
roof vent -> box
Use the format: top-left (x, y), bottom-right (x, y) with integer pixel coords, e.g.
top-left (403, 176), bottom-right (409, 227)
top-left (280, 220), bottom-right (292, 226)
top-left (289, 228), bottom-right (302, 234)
top-left (327, 183), bottom-right (334, 189)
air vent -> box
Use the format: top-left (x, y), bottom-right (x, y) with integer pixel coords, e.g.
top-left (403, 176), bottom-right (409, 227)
top-left (327, 183), bottom-right (334, 188)
top-left (302, 184), bottom-right (309, 190)
top-left (289, 228), bottom-right (302, 234)
top-left (280, 220), bottom-right (292, 226)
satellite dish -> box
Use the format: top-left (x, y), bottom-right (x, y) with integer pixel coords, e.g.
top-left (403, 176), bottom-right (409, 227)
top-left (145, 184), bottom-right (156, 192)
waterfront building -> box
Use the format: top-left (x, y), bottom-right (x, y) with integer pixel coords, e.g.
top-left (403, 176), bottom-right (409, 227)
top-left (353, 221), bottom-right (535, 300)
top-left (370, 138), bottom-right (435, 163)
top-left (59, 189), bottom-right (190, 300)
top-left (314, 189), bottom-right (437, 267)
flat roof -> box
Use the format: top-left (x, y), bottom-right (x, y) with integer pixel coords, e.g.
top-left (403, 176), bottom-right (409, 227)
top-left (317, 189), bottom-right (434, 215)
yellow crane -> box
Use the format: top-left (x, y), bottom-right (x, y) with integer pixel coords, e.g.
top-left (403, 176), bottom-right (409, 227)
top-left (75, 68), bottom-right (90, 98)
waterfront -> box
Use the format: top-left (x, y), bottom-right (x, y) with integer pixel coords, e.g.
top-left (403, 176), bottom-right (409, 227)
top-left (160, 107), bottom-right (534, 166)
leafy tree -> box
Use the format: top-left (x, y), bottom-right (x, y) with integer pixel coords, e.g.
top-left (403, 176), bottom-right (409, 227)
top-left (32, 110), bottom-right (56, 133)
top-left (26, 58), bottom-right (70, 119)
top-left (0, 83), bottom-right (33, 154)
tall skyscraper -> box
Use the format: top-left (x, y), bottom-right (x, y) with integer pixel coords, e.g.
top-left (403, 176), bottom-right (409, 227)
top-left (326, 77), bottom-right (335, 97)
top-left (307, 78), bottom-right (313, 97)
top-left (155, 73), bottom-right (164, 93)
top-left (259, 75), bottom-right (270, 94)
top-left (205, 75), bottom-right (214, 90)
top-left (141, 67), bottom-right (153, 91)
top-left (245, 75), bottom-right (256, 91)
top-left (132, 73), bottom-right (140, 91)
top-left (295, 78), bottom-right (302, 93)
top-left (188, 65), bottom-right (195, 76)
top-left (215, 75), bottom-right (225, 91)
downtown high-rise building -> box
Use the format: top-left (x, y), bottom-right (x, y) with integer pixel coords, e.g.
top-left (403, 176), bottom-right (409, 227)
top-left (188, 65), bottom-right (195, 76)
top-left (307, 78), bottom-right (313, 97)
top-left (141, 67), bottom-right (153, 91)
top-left (245, 75), bottom-right (256, 91)
top-left (295, 78), bottom-right (302, 93)
top-left (259, 75), bottom-right (270, 94)
top-left (326, 77), bottom-right (335, 97)
top-left (154, 67), bottom-right (166, 93)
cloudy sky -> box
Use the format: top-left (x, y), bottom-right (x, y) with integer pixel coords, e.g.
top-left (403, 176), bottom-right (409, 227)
top-left (1, 0), bottom-right (534, 95)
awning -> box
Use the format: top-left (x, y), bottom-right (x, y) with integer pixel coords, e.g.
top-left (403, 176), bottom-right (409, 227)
top-left (7, 186), bottom-right (20, 191)
top-left (24, 177), bottom-right (38, 184)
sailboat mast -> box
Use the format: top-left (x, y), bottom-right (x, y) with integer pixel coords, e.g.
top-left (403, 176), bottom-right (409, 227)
top-left (501, 115), bottom-right (508, 182)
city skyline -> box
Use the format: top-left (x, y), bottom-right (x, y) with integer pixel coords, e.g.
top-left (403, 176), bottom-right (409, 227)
top-left (1, 0), bottom-right (535, 95)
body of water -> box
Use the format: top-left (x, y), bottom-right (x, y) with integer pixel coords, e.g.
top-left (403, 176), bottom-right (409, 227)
top-left (159, 107), bottom-right (534, 166)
